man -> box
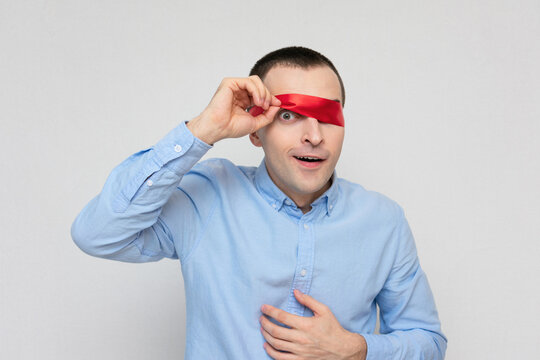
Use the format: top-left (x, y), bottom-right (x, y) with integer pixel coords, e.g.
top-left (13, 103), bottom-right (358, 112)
top-left (71, 46), bottom-right (447, 359)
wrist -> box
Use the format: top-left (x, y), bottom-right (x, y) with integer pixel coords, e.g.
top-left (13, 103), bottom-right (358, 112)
top-left (343, 332), bottom-right (367, 360)
top-left (186, 114), bottom-right (219, 145)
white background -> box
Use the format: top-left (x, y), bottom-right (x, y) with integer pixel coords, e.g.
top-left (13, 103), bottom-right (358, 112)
top-left (1, 1), bottom-right (539, 359)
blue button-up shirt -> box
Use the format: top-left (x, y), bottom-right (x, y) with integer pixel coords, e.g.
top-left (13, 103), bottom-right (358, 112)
top-left (71, 121), bottom-right (447, 359)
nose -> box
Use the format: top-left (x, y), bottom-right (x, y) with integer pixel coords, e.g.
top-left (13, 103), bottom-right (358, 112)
top-left (301, 117), bottom-right (323, 146)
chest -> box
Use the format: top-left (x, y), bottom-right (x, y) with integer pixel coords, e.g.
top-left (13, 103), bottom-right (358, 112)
top-left (185, 207), bottom-right (394, 308)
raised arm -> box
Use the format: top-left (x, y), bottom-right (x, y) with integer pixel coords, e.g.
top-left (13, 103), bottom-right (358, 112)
top-left (71, 76), bottom-right (281, 263)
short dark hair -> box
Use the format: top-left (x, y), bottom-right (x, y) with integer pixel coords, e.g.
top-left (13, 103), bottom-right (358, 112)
top-left (249, 46), bottom-right (346, 106)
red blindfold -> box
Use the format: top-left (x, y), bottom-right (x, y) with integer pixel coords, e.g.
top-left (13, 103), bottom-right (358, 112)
top-left (248, 93), bottom-right (344, 127)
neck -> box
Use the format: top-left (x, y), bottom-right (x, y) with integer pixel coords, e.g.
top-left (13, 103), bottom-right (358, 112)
top-left (290, 184), bottom-right (330, 214)
top-left (265, 168), bottom-right (332, 214)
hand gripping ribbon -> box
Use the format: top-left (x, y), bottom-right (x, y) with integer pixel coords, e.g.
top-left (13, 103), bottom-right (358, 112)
top-left (248, 93), bottom-right (344, 127)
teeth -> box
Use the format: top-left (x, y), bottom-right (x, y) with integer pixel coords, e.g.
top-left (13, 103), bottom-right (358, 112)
top-left (295, 156), bottom-right (321, 162)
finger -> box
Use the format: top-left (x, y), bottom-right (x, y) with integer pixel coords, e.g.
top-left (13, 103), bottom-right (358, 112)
top-left (260, 326), bottom-right (300, 355)
top-left (247, 76), bottom-right (265, 107)
top-left (261, 304), bottom-right (304, 329)
top-left (251, 105), bottom-right (279, 132)
top-left (260, 315), bottom-right (305, 343)
top-left (259, 88), bottom-right (268, 110)
top-left (236, 91), bottom-right (251, 109)
top-left (251, 75), bottom-right (271, 110)
top-left (263, 87), bottom-right (272, 110)
top-left (271, 95), bottom-right (281, 107)
top-left (293, 289), bottom-right (329, 316)
top-left (249, 75), bottom-right (268, 108)
top-left (263, 341), bottom-right (299, 360)
top-left (234, 78), bottom-right (263, 107)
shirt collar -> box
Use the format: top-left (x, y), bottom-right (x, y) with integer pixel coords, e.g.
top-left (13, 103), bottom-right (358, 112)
top-left (254, 158), bottom-right (338, 216)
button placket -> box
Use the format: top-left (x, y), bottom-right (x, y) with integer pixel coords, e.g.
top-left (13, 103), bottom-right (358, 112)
top-left (287, 221), bottom-right (315, 315)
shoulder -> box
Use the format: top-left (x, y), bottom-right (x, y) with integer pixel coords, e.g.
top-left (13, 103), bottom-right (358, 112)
top-left (336, 177), bottom-right (404, 223)
top-left (183, 157), bottom-right (257, 188)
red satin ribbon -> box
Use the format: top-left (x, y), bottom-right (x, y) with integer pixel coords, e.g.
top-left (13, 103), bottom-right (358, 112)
top-left (248, 93), bottom-right (344, 127)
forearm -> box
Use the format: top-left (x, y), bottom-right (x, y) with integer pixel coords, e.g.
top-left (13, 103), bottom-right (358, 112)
top-left (71, 121), bottom-right (211, 261)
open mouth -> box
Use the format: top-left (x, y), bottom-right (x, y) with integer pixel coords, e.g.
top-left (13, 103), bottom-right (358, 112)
top-left (293, 156), bottom-right (323, 163)
top-left (293, 156), bottom-right (326, 168)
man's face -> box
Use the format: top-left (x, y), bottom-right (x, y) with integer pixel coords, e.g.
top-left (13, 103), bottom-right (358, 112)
top-left (250, 65), bottom-right (345, 206)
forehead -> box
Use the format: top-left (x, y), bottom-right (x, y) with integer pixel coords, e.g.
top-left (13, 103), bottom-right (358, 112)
top-left (262, 65), bottom-right (342, 103)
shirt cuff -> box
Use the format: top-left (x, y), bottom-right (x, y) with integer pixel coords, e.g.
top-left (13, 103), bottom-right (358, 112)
top-left (360, 333), bottom-right (390, 360)
top-left (152, 120), bottom-right (212, 175)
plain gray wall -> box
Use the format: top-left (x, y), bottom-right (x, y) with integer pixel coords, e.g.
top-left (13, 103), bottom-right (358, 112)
top-left (1, 1), bottom-right (539, 359)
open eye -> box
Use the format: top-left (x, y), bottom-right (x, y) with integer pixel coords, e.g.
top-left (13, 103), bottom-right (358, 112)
top-left (278, 110), bottom-right (299, 122)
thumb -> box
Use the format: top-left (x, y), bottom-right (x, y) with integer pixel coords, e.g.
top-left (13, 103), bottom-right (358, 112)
top-left (252, 105), bottom-right (279, 132)
top-left (294, 289), bottom-right (328, 316)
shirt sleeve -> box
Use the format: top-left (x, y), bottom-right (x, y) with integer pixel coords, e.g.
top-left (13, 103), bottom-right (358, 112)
top-left (70, 121), bottom-right (213, 263)
top-left (360, 208), bottom-right (448, 359)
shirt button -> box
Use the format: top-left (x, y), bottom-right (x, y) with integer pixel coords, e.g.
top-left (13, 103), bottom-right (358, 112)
top-left (174, 144), bottom-right (183, 152)
top-left (329, 204), bottom-right (333, 209)
top-left (300, 269), bottom-right (307, 277)
top-left (146, 180), bottom-right (153, 186)
top-left (272, 203), bottom-right (277, 208)
top-left (303, 224), bottom-right (309, 230)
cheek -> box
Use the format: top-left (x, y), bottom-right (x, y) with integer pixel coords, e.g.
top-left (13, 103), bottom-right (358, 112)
top-left (262, 123), bottom-right (298, 149)
top-left (260, 136), bottom-right (286, 161)
top-left (323, 127), bottom-right (345, 150)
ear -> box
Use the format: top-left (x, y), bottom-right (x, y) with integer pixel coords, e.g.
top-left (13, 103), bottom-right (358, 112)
top-left (249, 131), bottom-right (263, 147)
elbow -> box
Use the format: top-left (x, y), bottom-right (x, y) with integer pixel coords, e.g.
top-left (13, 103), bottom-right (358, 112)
top-left (70, 215), bottom-right (141, 261)
top-left (70, 215), bottom-right (106, 257)
top-left (428, 330), bottom-right (448, 360)
top-left (435, 332), bottom-right (448, 359)
top-left (71, 217), bottom-right (95, 256)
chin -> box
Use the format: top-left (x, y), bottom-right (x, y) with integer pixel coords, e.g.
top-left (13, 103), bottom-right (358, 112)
top-left (296, 180), bottom-right (330, 196)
